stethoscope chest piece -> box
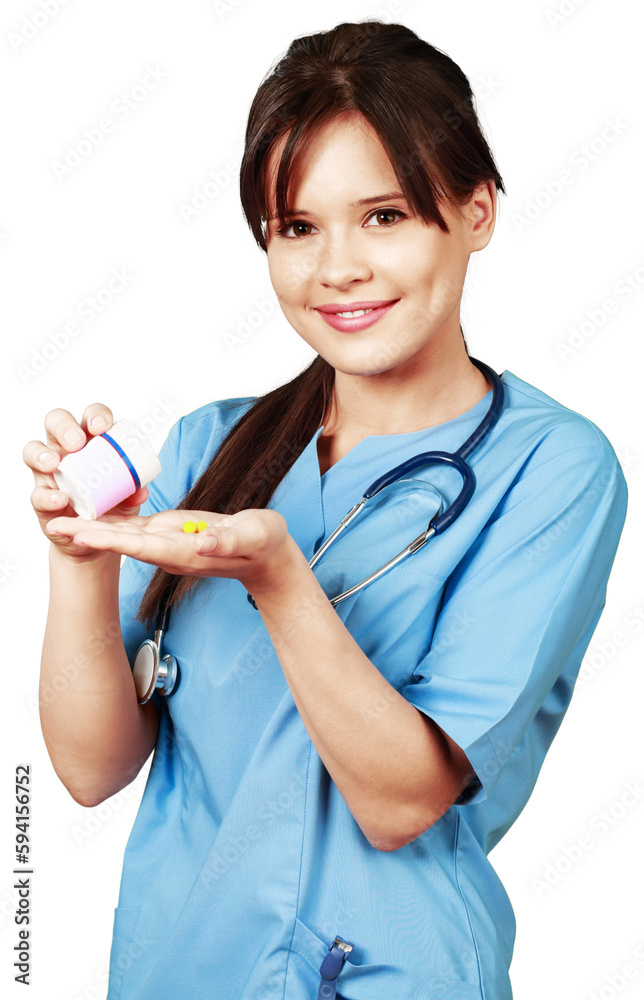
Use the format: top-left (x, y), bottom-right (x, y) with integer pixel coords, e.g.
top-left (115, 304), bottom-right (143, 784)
top-left (132, 635), bottom-right (179, 705)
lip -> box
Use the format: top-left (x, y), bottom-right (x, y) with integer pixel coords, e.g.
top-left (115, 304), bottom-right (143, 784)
top-left (315, 299), bottom-right (397, 313)
top-left (314, 299), bottom-right (399, 332)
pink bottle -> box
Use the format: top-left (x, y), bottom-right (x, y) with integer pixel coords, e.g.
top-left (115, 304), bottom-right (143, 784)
top-left (53, 419), bottom-right (162, 519)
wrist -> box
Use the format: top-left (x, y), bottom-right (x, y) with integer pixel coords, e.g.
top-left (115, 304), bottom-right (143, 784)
top-left (48, 539), bottom-right (121, 574)
top-left (245, 533), bottom-right (308, 602)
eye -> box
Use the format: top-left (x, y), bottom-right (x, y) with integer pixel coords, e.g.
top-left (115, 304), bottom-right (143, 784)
top-left (365, 208), bottom-right (407, 227)
top-left (275, 220), bottom-right (315, 239)
top-left (274, 207), bottom-right (407, 240)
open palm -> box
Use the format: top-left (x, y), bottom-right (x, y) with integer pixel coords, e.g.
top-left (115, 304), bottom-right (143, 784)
top-left (46, 507), bottom-right (290, 587)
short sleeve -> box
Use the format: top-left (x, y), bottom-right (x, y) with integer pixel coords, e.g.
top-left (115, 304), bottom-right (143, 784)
top-left (398, 435), bottom-right (628, 807)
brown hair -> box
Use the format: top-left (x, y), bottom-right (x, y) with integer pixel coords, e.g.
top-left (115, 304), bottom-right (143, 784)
top-left (136, 19), bottom-right (506, 628)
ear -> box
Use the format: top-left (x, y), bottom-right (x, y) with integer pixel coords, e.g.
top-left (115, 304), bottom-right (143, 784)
top-left (464, 180), bottom-right (497, 252)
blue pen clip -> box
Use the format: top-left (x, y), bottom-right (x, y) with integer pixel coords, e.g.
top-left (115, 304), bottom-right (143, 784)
top-left (317, 936), bottom-right (354, 1000)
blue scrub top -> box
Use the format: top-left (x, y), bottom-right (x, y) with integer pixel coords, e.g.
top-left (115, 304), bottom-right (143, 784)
top-left (108, 370), bottom-right (627, 1000)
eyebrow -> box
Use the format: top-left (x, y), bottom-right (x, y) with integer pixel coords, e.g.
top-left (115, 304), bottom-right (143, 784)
top-left (267, 191), bottom-right (406, 222)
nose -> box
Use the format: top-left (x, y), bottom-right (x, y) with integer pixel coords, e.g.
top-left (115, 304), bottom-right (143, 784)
top-left (315, 230), bottom-right (372, 288)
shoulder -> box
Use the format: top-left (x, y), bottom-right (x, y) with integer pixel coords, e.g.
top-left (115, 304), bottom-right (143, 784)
top-left (171, 395), bottom-right (257, 458)
top-left (178, 395), bottom-right (258, 438)
top-left (499, 369), bottom-right (622, 474)
top-left (155, 396), bottom-right (258, 492)
top-left (481, 371), bottom-right (628, 535)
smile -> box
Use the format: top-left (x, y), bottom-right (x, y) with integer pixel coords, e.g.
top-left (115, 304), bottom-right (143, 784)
top-left (314, 299), bottom-right (399, 332)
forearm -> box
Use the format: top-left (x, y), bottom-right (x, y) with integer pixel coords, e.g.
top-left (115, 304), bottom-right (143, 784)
top-left (251, 536), bottom-right (458, 850)
top-left (40, 545), bottom-right (158, 806)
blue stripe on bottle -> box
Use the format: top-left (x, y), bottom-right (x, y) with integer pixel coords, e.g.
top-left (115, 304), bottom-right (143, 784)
top-left (101, 432), bottom-right (141, 490)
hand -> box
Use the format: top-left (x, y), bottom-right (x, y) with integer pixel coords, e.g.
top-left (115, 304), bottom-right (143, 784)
top-left (24, 404), bottom-right (149, 561)
top-left (44, 506), bottom-right (293, 594)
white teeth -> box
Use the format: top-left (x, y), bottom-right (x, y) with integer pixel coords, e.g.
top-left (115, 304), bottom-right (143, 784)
top-left (335, 308), bottom-right (375, 318)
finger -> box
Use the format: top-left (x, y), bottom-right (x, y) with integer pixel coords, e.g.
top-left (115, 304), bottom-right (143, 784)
top-left (180, 511), bottom-right (232, 525)
top-left (68, 525), bottom-right (188, 566)
top-left (46, 515), bottom-right (150, 537)
top-left (194, 510), bottom-right (282, 558)
top-left (119, 485), bottom-right (149, 508)
top-left (30, 484), bottom-right (71, 516)
top-left (138, 510), bottom-right (233, 532)
top-left (23, 439), bottom-right (64, 488)
top-left (43, 407), bottom-right (88, 454)
top-left (79, 403), bottom-right (114, 437)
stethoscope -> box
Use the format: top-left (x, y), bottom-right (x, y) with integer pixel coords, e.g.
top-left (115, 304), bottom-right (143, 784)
top-left (131, 357), bottom-right (505, 705)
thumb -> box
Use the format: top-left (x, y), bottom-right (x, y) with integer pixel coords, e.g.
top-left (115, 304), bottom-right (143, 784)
top-left (119, 485), bottom-right (150, 511)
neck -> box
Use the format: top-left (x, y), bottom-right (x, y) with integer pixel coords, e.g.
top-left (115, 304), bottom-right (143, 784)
top-left (321, 348), bottom-right (491, 439)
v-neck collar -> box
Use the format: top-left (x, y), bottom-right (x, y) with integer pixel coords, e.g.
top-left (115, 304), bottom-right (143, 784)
top-left (266, 372), bottom-right (505, 565)
top-left (316, 376), bottom-right (498, 481)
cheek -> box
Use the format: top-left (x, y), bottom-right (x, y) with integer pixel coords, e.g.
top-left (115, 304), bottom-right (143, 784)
top-left (413, 248), bottom-right (466, 311)
top-left (266, 251), bottom-right (282, 290)
top-left (266, 259), bottom-right (292, 312)
top-left (267, 251), bottom-right (307, 305)
top-left (382, 236), bottom-right (447, 288)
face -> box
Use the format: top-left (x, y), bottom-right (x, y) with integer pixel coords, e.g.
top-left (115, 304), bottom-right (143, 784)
top-left (264, 114), bottom-right (495, 381)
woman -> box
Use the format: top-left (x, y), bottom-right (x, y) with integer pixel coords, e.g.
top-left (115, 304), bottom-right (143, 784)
top-left (25, 20), bottom-right (627, 1000)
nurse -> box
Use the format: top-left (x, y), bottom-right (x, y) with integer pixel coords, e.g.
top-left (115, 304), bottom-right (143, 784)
top-left (25, 19), bottom-right (627, 1000)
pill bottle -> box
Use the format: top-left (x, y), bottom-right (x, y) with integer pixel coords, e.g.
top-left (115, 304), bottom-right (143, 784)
top-left (53, 419), bottom-right (162, 519)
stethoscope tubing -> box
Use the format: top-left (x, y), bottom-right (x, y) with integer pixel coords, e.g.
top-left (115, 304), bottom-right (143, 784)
top-left (153, 359), bottom-right (504, 630)
top-left (303, 358), bottom-right (504, 605)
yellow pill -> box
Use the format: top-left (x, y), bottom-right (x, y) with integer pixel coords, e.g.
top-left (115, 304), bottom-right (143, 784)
top-left (196, 521), bottom-right (209, 532)
top-left (183, 521), bottom-right (197, 533)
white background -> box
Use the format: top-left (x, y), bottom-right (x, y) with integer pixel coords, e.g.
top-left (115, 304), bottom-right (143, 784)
top-left (2, 1), bottom-right (642, 998)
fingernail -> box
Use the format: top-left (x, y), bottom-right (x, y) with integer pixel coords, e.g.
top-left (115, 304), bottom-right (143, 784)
top-left (64, 429), bottom-right (85, 449)
top-left (197, 534), bottom-right (218, 553)
top-left (91, 415), bottom-right (108, 430)
top-left (39, 451), bottom-right (58, 467)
